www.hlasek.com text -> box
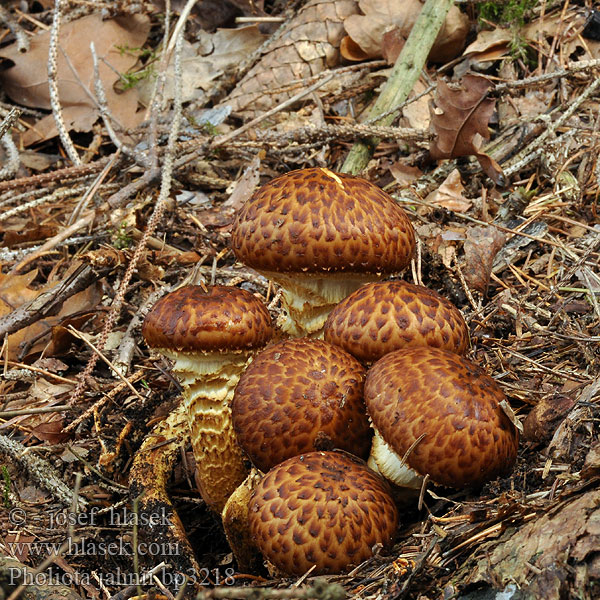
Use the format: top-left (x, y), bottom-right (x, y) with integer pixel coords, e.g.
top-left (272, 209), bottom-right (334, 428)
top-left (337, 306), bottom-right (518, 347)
top-left (7, 537), bottom-right (180, 558)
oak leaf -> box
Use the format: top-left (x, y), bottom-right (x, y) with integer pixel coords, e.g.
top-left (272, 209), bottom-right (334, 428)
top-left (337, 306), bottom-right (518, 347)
top-left (0, 264), bottom-right (101, 359)
top-left (430, 74), bottom-right (505, 185)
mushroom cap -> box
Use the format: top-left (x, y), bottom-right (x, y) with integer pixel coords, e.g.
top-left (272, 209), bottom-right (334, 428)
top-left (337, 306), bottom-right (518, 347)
top-left (365, 347), bottom-right (518, 488)
top-left (230, 167), bottom-right (415, 274)
top-left (141, 285), bottom-right (274, 352)
top-left (323, 280), bottom-right (469, 362)
top-left (249, 451), bottom-right (398, 576)
top-left (232, 338), bottom-right (371, 472)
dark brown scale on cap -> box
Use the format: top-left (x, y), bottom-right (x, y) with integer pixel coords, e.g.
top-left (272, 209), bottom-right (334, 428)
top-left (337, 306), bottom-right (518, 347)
top-left (230, 167), bottom-right (415, 274)
top-left (142, 285), bottom-right (274, 352)
top-left (249, 451), bottom-right (398, 576)
top-left (365, 347), bottom-right (518, 488)
top-left (323, 281), bottom-right (469, 362)
top-left (232, 338), bottom-right (371, 472)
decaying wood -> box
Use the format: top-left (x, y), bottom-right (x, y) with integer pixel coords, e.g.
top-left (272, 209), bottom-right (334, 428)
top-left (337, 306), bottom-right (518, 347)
top-left (0, 434), bottom-right (87, 509)
top-left (450, 485), bottom-right (600, 599)
top-left (128, 402), bottom-right (200, 594)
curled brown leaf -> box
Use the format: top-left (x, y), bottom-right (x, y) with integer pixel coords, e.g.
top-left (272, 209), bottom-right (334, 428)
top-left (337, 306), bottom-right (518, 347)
top-left (462, 225), bottom-right (506, 295)
top-left (430, 74), bottom-right (505, 185)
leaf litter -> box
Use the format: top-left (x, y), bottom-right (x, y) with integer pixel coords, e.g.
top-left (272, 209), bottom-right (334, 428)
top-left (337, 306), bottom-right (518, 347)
top-left (1, 1), bottom-right (600, 599)
top-left (0, 14), bottom-right (150, 145)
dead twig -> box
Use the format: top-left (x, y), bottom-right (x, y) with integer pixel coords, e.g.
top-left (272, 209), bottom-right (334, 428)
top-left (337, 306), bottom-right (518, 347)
top-left (69, 9), bottom-right (186, 407)
top-left (0, 156), bottom-right (110, 194)
top-left (0, 434), bottom-right (87, 509)
top-left (0, 107), bottom-right (21, 139)
top-left (0, 264), bottom-right (103, 340)
top-left (48, 0), bottom-right (80, 165)
top-left (504, 77), bottom-right (600, 177)
top-left (0, 5), bottom-right (29, 52)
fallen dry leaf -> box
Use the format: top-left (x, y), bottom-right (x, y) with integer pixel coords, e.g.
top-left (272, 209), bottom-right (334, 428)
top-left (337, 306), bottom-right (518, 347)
top-left (3, 225), bottom-right (58, 247)
top-left (0, 269), bottom-right (42, 309)
top-left (522, 394), bottom-right (576, 444)
top-left (137, 26), bottom-right (266, 105)
top-left (462, 10), bottom-right (600, 71)
top-left (425, 169), bottom-right (471, 212)
top-left (3, 534), bottom-right (36, 563)
top-left (463, 28), bottom-right (512, 56)
top-left (462, 225), bottom-right (506, 295)
top-left (389, 161), bottom-right (423, 186)
top-left (30, 418), bottom-right (69, 444)
top-left (0, 14), bottom-right (150, 145)
top-left (0, 264), bottom-right (102, 359)
top-left (222, 153), bottom-right (262, 211)
top-left (430, 74), bottom-right (504, 185)
top-left (29, 378), bottom-right (74, 402)
top-left (341, 0), bottom-right (468, 63)
top-left (401, 78), bottom-right (433, 130)
top-left (32, 357), bottom-right (69, 373)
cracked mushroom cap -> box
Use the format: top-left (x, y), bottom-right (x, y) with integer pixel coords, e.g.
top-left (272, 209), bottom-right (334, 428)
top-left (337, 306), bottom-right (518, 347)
top-left (323, 280), bottom-right (469, 362)
top-left (141, 285), bottom-right (274, 353)
top-left (230, 167), bottom-right (415, 274)
top-left (249, 451), bottom-right (398, 576)
top-left (365, 347), bottom-right (519, 488)
top-left (232, 338), bottom-right (371, 472)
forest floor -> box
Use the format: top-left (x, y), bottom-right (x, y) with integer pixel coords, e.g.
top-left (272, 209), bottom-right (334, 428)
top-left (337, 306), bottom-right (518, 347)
top-left (1, 1), bottom-right (600, 600)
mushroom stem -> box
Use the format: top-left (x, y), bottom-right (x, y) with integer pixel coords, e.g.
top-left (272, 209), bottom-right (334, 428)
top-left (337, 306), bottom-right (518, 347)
top-left (368, 429), bottom-right (423, 490)
top-left (163, 349), bottom-right (253, 513)
top-left (221, 469), bottom-right (264, 572)
top-left (129, 402), bottom-right (202, 585)
top-left (261, 271), bottom-right (381, 337)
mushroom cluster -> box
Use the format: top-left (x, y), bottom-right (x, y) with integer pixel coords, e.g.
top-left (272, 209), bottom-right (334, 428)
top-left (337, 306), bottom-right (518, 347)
top-left (138, 167), bottom-right (519, 580)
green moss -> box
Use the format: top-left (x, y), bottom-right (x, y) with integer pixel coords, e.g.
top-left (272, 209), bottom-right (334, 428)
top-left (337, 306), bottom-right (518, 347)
top-left (479, 0), bottom-right (539, 27)
top-left (111, 223), bottom-right (133, 249)
top-left (115, 45), bottom-right (158, 90)
top-left (480, 0), bottom-right (540, 63)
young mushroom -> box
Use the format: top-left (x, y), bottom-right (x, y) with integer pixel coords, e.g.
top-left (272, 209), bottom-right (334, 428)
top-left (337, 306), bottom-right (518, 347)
top-left (232, 338), bottom-right (372, 472)
top-left (230, 167), bottom-right (416, 336)
top-left (364, 347), bottom-right (519, 489)
top-left (323, 280), bottom-right (469, 363)
top-left (224, 337), bottom-right (371, 572)
top-left (248, 451), bottom-right (398, 576)
top-left (142, 285), bottom-right (274, 513)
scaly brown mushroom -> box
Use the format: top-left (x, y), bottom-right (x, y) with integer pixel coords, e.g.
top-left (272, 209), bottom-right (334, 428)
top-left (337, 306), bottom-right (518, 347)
top-left (142, 285), bottom-right (274, 512)
top-left (324, 280), bottom-right (469, 362)
top-left (364, 347), bottom-right (519, 489)
top-left (248, 451), bottom-right (398, 576)
top-left (232, 337), bottom-right (372, 472)
top-left (230, 167), bottom-right (415, 336)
